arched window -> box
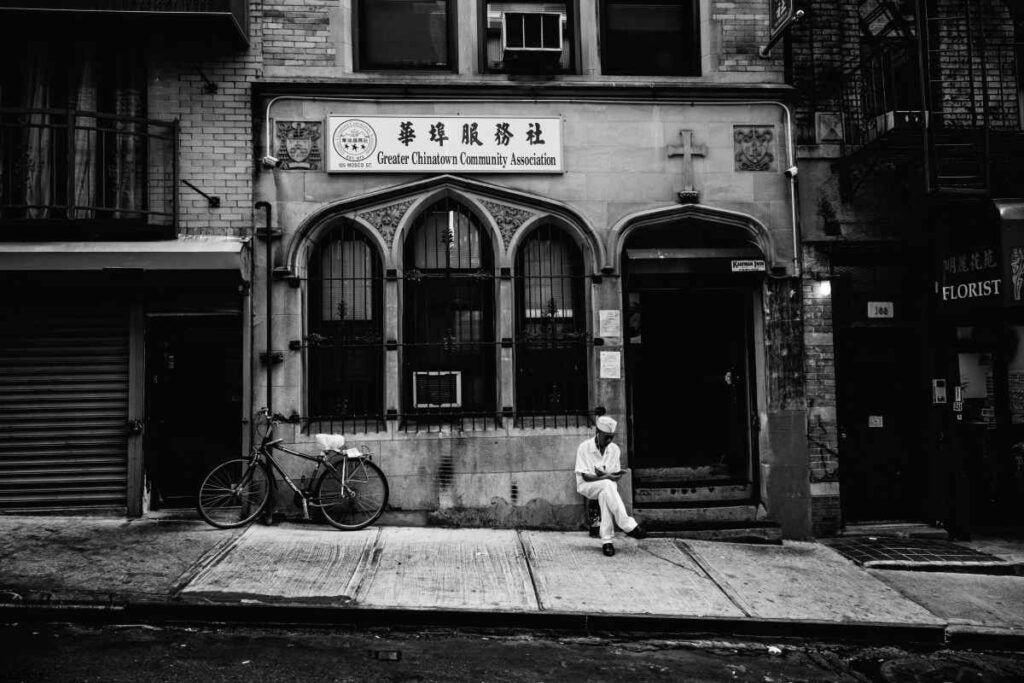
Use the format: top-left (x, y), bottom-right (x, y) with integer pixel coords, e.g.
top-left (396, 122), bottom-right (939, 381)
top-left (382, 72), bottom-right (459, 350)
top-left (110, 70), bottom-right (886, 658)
top-left (515, 223), bottom-right (587, 419)
top-left (308, 222), bottom-right (384, 422)
top-left (403, 198), bottom-right (495, 415)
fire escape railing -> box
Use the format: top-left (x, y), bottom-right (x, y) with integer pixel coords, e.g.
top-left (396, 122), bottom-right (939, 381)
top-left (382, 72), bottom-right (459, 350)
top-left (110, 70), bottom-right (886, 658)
top-left (834, 0), bottom-right (1024, 198)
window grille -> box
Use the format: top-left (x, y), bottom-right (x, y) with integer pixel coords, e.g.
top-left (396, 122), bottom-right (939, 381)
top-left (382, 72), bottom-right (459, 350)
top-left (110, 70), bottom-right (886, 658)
top-left (308, 222), bottom-right (384, 422)
top-left (403, 198), bottom-right (496, 417)
top-left (514, 223), bottom-right (588, 420)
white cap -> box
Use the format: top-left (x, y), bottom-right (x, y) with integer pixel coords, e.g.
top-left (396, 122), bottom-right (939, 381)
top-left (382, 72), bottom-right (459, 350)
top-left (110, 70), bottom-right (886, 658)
top-left (596, 416), bottom-right (617, 433)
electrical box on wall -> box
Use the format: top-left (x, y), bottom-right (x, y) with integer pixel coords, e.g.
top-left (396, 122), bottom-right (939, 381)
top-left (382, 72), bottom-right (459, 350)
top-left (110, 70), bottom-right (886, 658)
top-left (932, 379), bottom-right (947, 404)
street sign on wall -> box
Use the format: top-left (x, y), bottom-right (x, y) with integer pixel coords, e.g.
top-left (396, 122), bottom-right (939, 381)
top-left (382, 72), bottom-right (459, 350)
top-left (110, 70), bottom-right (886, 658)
top-left (325, 116), bottom-right (564, 173)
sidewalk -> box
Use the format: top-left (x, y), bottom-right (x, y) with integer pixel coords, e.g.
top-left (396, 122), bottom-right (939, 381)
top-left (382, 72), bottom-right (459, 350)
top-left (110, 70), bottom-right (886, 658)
top-left (1, 514), bottom-right (1023, 650)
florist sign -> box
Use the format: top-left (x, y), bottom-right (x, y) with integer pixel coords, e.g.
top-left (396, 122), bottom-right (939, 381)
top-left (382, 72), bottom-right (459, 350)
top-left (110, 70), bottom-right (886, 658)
top-left (326, 116), bottom-right (564, 174)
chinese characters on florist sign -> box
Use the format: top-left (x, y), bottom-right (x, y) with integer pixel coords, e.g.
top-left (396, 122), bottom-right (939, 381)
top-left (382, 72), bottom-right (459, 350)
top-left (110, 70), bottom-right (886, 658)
top-left (326, 116), bottom-right (564, 173)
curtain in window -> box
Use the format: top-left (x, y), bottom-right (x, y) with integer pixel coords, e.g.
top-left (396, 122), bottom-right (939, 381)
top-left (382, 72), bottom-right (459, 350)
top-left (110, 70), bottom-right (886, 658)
top-left (321, 238), bottom-right (374, 321)
top-left (1, 41), bottom-right (145, 221)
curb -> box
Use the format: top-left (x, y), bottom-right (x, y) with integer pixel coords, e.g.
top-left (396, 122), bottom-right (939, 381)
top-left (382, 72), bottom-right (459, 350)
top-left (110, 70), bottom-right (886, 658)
top-left (0, 598), bottom-right (951, 648)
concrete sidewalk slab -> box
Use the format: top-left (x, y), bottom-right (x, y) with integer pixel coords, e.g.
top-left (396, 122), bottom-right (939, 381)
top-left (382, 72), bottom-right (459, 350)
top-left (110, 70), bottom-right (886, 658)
top-left (356, 527), bottom-right (537, 612)
top-left (521, 531), bottom-right (744, 617)
top-left (681, 540), bottom-right (945, 626)
top-left (179, 525), bottom-right (377, 604)
top-left (0, 515), bottom-right (241, 601)
top-left (871, 570), bottom-right (1024, 632)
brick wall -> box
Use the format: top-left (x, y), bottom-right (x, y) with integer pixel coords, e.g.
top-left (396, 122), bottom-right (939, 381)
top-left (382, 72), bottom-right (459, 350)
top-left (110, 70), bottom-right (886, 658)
top-left (788, 1), bottom-right (860, 144)
top-left (711, 0), bottom-right (784, 73)
top-left (263, 0), bottom-right (336, 68)
top-left (933, 0), bottom-right (1019, 130)
top-left (811, 494), bottom-right (841, 536)
top-left (148, 0), bottom-right (264, 237)
top-left (765, 277), bottom-right (805, 411)
top-left (802, 247), bottom-right (839, 487)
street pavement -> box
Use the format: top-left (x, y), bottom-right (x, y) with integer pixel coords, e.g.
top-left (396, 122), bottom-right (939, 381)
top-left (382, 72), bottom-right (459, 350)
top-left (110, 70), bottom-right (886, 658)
top-left (1, 514), bottom-right (1023, 650)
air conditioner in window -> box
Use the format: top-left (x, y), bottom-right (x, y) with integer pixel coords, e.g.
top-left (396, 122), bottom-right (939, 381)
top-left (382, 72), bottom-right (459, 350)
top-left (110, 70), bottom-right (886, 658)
top-left (501, 11), bottom-right (563, 68)
top-left (413, 371), bottom-right (462, 408)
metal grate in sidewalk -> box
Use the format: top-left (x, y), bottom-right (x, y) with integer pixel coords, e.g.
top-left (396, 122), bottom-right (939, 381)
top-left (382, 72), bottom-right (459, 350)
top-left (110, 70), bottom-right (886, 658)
top-left (823, 536), bottom-right (1017, 574)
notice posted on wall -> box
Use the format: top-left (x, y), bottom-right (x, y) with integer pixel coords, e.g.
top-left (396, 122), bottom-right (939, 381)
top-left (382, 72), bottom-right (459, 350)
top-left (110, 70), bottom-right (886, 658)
top-left (599, 351), bottom-right (621, 379)
top-left (599, 310), bottom-right (621, 338)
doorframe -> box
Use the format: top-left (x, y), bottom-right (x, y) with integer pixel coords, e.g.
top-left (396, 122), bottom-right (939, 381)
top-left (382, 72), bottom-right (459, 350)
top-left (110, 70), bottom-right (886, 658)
top-left (126, 299), bottom-right (145, 517)
top-left (623, 279), bottom-right (765, 495)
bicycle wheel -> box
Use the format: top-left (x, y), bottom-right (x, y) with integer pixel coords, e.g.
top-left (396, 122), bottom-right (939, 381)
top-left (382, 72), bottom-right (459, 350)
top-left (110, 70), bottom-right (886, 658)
top-left (197, 459), bottom-right (271, 529)
top-left (316, 459), bottom-right (389, 530)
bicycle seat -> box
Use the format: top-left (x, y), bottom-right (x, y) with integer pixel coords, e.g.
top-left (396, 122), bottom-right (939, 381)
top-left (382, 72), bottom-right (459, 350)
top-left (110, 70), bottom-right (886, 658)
top-left (315, 433), bottom-right (346, 453)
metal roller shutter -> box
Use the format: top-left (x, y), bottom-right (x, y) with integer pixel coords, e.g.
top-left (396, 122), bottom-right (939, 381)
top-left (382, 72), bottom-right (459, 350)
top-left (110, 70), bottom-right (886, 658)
top-left (0, 300), bottom-right (129, 510)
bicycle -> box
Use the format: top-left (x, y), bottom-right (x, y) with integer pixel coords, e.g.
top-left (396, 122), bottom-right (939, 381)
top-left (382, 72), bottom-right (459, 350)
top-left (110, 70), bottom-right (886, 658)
top-left (196, 408), bottom-right (389, 531)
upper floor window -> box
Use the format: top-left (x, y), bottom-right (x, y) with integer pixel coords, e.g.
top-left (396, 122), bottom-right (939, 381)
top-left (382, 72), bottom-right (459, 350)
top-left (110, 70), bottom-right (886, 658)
top-left (600, 0), bottom-right (700, 76)
top-left (358, 0), bottom-right (454, 70)
top-left (0, 40), bottom-right (175, 236)
top-left (403, 199), bottom-right (495, 415)
top-left (482, 1), bottom-right (575, 74)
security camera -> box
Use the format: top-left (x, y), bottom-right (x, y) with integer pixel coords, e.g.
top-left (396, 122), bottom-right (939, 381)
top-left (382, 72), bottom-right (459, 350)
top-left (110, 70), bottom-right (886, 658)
top-left (784, 166), bottom-right (798, 178)
top-left (261, 155), bottom-right (281, 168)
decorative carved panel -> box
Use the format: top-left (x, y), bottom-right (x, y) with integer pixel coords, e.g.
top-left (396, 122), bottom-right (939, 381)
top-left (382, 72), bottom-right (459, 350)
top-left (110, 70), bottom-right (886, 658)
top-left (734, 125), bottom-right (777, 172)
top-left (274, 121), bottom-right (322, 170)
top-left (357, 200), bottom-right (416, 248)
top-left (481, 200), bottom-right (534, 250)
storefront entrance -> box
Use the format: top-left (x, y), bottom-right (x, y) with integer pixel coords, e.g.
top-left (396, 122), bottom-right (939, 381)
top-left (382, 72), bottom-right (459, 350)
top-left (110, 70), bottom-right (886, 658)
top-left (145, 315), bottom-right (243, 509)
top-left (625, 284), bottom-right (757, 491)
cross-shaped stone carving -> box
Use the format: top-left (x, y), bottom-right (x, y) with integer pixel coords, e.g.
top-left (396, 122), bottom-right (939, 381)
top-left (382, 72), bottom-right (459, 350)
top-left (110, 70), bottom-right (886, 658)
top-left (667, 130), bottom-right (708, 204)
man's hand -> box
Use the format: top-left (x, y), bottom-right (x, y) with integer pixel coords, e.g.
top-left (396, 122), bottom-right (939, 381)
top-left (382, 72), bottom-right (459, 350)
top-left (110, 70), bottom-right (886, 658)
top-left (607, 470), bottom-right (625, 481)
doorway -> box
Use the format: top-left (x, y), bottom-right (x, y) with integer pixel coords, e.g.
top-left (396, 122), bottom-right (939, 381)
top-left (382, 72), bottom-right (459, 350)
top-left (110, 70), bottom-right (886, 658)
top-left (626, 286), bottom-right (756, 485)
top-left (145, 315), bottom-right (243, 509)
top-left (836, 328), bottom-right (920, 521)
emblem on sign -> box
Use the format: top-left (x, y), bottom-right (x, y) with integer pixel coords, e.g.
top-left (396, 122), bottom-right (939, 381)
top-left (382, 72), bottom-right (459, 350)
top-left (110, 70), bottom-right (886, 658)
top-left (332, 119), bottom-right (377, 162)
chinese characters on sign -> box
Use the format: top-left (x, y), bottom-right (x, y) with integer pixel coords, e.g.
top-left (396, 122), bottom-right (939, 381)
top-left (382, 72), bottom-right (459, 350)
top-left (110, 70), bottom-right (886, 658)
top-left (940, 248), bottom-right (1002, 303)
top-left (326, 116), bottom-right (564, 173)
top-left (768, 0), bottom-right (797, 41)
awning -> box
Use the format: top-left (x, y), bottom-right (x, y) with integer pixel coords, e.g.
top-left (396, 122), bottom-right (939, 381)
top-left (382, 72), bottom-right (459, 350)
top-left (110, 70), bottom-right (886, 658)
top-left (0, 237), bottom-right (250, 277)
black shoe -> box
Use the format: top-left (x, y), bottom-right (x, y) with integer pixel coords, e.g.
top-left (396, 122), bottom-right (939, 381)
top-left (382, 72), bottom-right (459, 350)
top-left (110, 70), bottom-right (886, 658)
top-left (602, 543), bottom-right (615, 557)
top-left (626, 524), bottom-right (648, 540)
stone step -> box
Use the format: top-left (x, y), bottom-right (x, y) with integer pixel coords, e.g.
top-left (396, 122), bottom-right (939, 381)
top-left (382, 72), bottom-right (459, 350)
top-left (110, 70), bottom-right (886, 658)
top-left (635, 503), bottom-right (764, 526)
top-left (634, 482), bottom-right (752, 505)
top-left (648, 523), bottom-right (783, 544)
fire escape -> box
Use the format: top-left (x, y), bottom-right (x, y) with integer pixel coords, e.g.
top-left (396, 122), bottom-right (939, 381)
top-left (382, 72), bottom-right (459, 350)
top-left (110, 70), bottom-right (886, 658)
top-left (838, 0), bottom-right (1024, 199)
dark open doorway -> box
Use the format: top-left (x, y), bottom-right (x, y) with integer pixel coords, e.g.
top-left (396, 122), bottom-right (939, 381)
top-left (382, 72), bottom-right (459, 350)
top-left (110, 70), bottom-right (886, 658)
top-left (626, 285), bottom-right (756, 485)
top-left (145, 315), bottom-right (243, 509)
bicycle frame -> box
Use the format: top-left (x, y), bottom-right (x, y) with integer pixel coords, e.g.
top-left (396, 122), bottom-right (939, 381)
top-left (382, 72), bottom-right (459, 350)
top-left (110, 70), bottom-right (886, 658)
top-left (251, 428), bottom-right (372, 519)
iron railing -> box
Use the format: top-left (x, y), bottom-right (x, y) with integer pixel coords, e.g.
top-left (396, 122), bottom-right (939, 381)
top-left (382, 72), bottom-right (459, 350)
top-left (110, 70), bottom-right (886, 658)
top-left (0, 106), bottom-right (177, 234)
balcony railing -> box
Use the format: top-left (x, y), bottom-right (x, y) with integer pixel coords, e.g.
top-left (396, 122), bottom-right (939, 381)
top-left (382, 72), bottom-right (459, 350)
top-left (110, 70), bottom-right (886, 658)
top-left (0, 107), bottom-right (177, 238)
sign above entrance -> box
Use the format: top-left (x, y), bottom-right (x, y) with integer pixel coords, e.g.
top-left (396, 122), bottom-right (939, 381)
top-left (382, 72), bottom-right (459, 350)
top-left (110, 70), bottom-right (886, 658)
top-left (730, 259), bottom-right (766, 273)
top-left (325, 116), bottom-right (564, 174)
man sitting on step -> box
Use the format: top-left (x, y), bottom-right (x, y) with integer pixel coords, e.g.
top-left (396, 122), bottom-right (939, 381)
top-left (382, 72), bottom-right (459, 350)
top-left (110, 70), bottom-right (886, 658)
top-left (574, 415), bottom-right (647, 557)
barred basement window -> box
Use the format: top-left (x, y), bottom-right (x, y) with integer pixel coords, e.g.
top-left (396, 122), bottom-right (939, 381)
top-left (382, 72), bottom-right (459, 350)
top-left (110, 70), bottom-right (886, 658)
top-left (515, 224), bottom-right (587, 417)
top-left (403, 199), bottom-right (495, 416)
top-left (308, 222), bottom-right (384, 421)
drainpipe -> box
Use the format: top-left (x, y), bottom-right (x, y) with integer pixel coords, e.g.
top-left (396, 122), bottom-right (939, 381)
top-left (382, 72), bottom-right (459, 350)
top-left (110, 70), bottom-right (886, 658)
top-left (255, 201), bottom-right (273, 414)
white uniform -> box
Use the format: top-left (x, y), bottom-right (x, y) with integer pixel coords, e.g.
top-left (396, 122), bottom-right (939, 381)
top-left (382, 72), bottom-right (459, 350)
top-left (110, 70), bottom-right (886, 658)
top-left (574, 437), bottom-right (638, 542)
